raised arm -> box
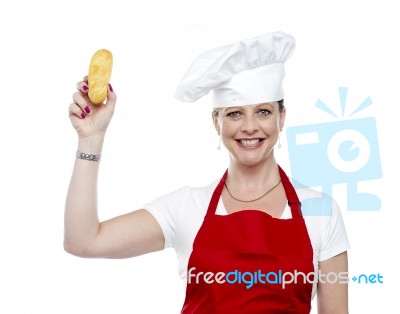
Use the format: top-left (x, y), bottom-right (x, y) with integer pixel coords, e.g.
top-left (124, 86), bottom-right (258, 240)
top-left (64, 80), bottom-right (164, 258)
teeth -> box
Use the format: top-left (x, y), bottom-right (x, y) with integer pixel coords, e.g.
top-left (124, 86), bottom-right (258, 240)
top-left (240, 139), bottom-right (260, 147)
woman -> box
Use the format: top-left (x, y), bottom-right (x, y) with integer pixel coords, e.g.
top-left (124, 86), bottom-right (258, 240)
top-left (65, 32), bottom-right (350, 313)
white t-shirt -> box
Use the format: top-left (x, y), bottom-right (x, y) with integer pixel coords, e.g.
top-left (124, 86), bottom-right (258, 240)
top-left (143, 178), bottom-right (350, 299)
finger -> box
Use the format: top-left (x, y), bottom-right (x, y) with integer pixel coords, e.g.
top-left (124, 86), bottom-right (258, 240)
top-left (76, 81), bottom-right (89, 94)
top-left (105, 83), bottom-right (117, 107)
top-left (69, 102), bottom-right (86, 119)
top-left (82, 76), bottom-right (88, 83)
top-left (72, 91), bottom-right (91, 115)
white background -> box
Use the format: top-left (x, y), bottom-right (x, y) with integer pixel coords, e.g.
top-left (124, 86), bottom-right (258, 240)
top-left (0, 0), bottom-right (399, 312)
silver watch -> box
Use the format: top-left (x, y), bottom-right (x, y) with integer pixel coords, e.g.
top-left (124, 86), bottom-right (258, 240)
top-left (76, 151), bottom-right (101, 162)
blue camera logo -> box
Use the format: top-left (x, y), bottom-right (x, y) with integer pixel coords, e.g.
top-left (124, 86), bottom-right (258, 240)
top-left (286, 87), bottom-right (382, 215)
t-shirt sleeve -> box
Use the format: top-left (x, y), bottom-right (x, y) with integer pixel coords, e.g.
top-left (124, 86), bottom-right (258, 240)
top-left (319, 195), bottom-right (350, 261)
top-left (299, 188), bottom-right (351, 263)
top-left (143, 186), bottom-right (190, 249)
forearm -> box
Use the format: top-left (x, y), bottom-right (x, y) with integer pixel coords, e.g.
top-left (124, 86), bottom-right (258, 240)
top-left (64, 135), bottom-right (105, 256)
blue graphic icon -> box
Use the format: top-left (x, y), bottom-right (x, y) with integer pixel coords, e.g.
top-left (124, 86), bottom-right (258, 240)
top-left (286, 87), bottom-right (382, 215)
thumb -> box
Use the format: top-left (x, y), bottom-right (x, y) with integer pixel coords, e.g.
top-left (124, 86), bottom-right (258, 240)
top-left (105, 83), bottom-right (117, 107)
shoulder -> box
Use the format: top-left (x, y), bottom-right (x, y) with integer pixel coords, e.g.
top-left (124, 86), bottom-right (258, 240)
top-left (295, 186), bottom-right (343, 235)
top-left (295, 187), bottom-right (350, 261)
top-left (143, 179), bottom-right (220, 221)
top-left (143, 179), bottom-right (220, 249)
top-left (296, 187), bottom-right (339, 217)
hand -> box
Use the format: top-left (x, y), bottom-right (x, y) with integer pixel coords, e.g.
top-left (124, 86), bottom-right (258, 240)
top-left (69, 77), bottom-right (117, 139)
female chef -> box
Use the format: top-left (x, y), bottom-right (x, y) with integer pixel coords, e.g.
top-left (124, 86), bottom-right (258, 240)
top-left (65, 32), bottom-right (350, 313)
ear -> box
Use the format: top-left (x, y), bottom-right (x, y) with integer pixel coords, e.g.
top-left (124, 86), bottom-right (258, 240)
top-left (212, 111), bottom-right (221, 135)
top-left (279, 107), bottom-right (286, 131)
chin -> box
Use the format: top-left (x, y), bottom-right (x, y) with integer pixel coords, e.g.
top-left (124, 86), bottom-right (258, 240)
top-left (236, 155), bottom-right (266, 167)
top-left (231, 149), bottom-right (274, 167)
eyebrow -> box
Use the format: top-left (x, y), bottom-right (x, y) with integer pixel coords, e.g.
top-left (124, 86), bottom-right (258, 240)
top-left (222, 102), bottom-right (274, 113)
top-left (225, 103), bottom-right (274, 111)
top-left (255, 103), bottom-right (274, 109)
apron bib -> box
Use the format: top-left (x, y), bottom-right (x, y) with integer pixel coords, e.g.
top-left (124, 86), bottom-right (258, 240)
top-left (181, 166), bottom-right (314, 313)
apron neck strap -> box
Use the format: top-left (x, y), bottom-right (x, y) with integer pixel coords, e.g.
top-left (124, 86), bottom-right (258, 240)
top-left (206, 166), bottom-right (303, 218)
top-left (206, 170), bottom-right (228, 217)
top-left (278, 165), bottom-right (303, 218)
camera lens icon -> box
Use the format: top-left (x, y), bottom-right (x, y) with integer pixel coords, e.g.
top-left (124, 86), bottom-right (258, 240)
top-left (327, 129), bottom-right (370, 173)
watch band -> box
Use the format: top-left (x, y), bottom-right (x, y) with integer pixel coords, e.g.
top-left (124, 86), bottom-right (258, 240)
top-left (76, 151), bottom-right (101, 162)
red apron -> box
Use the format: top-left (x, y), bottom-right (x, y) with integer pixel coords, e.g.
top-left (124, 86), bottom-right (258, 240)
top-left (181, 166), bottom-right (314, 313)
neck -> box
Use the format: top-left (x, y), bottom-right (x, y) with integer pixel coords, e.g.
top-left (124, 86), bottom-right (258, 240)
top-left (227, 155), bottom-right (280, 190)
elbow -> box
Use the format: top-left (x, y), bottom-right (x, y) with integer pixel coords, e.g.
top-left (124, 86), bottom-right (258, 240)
top-left (63, 240), bottom-right (83, 257)
top-left (63, 238), bottom-right (93, 258)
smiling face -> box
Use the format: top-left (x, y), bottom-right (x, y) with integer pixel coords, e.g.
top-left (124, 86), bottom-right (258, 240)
top-left (213, 102), bottom-right (286, 167)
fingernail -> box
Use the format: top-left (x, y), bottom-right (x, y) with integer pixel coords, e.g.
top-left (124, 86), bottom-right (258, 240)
top-left (84, 106), bottom-right (90, 113)
top-left (108, 83), bottom-right (113, 92)
top-left (81, 112), bottom-right (86, 119)
top-left (82, 85), bottom-right (88, 92)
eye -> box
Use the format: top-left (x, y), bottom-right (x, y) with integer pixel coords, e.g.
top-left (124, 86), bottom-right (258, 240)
top-left (226, 111), bottom-right (242, 118)
top-left (257, 109), bottom-right (271, 116)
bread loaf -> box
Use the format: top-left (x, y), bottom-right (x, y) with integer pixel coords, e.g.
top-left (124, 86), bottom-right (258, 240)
top-left (88, 49), bottom-right (113, 105)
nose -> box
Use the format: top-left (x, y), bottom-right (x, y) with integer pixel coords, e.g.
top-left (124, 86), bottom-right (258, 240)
top-left (240, 114), bottom-right (259, 134)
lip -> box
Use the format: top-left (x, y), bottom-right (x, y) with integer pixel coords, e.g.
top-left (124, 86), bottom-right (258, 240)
top-left (235, 138), bottom-right (266, 149)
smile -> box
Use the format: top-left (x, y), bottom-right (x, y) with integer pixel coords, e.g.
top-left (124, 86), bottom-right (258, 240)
top-left (236, 138), bottom-right (265, 148)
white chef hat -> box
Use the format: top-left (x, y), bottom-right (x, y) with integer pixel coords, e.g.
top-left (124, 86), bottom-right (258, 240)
top-left (175, 31), bottom-right (295, 108)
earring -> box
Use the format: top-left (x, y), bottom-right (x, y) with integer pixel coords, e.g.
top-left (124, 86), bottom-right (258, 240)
top-left (217, 127), bottom-right (222, 151)
top-left (278, 133), bottom-right (282, 149)
top-left (217, 137), bottom-right (221, 151)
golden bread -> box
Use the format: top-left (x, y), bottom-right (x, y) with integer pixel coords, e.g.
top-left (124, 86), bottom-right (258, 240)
top-left (88, 49), bottom-right (113, 105)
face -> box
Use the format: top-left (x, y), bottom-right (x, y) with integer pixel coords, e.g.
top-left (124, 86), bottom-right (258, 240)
top-left (213, 102), bottom-right (286, 166)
